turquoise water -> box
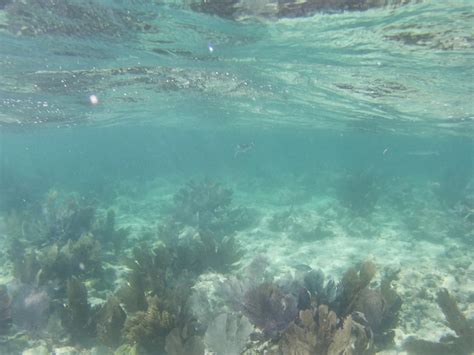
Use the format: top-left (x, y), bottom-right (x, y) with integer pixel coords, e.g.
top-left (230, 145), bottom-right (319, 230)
top-left (0, 1), bottom-right (473, 354)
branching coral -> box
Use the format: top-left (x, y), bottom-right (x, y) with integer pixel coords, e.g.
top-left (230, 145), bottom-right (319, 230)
top-left (404, 289), bottom-right (474, 355)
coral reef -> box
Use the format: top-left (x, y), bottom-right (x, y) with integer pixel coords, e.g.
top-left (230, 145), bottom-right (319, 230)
top-left (0, 181), bottom-right (420, 355)
top-left (404, 289), bottom-right (474, 355)
top-left (206, 259), bottom-right (401, 354)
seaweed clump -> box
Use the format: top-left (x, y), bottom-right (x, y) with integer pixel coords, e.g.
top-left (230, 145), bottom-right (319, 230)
top-left (404, 289), bottom-right (474, 355)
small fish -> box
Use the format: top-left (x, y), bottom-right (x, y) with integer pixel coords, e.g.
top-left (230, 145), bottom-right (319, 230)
top-left (234, 142), bottom-right (254, 158)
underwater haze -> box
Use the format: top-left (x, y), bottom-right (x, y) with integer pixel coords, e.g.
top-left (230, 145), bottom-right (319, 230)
top-left (0, 1), bottom-right (473, 354)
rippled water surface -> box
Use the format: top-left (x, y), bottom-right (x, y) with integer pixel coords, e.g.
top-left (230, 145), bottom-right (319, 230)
top-left (0, 0), bottom-right (472, 135)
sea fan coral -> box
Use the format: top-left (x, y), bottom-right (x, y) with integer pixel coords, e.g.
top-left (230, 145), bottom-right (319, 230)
top-left (242, 282), bottom-right (298, 338)
top-left (204, 313), bottom-right (254, 355)
top-left (165, 327), bottom-right (205, 355)
top-left (7, 282), bottom-right (50, 334)
top-left (95, 296), bottom-right (126, 348)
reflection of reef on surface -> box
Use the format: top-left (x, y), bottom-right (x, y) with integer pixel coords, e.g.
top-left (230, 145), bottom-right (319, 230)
top-left (190, 0), bottom-right (415, 19)
top-left (0, 0), bottom-right (158, 37)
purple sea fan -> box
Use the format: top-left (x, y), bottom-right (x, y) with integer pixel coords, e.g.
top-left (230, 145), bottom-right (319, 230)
top-left (8, 281), bottom-right (51, 334)
top-left (242, 282), bottom-right (298, 338)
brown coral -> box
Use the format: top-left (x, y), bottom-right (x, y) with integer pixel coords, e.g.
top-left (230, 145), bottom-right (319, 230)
top-left (279, 306), bottom-right (354, 355)
top-left (96, 296), bottom-right (126, 348)
top-left (123, 296), bottom-right (175, 352)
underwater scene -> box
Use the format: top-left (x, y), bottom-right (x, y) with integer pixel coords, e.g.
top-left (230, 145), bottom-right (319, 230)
top-left (0, 0), bottom-right (473, 354)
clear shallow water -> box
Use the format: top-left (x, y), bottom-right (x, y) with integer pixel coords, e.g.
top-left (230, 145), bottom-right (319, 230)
top-left (0, 1), bottom-right (473, 355)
